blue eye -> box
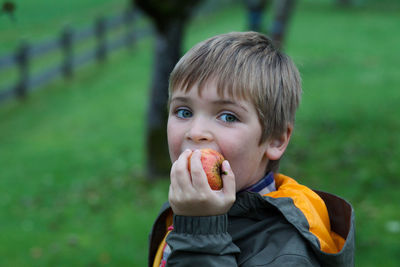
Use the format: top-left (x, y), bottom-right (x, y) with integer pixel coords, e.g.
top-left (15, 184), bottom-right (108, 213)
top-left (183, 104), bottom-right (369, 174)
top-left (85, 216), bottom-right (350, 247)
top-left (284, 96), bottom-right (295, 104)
top-left (176, 108), bottom-right (192, 119)
top-left (220, 113), bottom-right (238, 123)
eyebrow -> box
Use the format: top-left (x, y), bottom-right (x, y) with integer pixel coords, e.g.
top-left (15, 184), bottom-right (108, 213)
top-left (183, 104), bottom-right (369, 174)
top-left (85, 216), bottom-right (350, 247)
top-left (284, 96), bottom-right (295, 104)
top-left (170, 97), bottom-right (248, 112)
top-left (170, 96), bottom-right (190, 103)
top-left (211, 100), bottom-right (249, 112)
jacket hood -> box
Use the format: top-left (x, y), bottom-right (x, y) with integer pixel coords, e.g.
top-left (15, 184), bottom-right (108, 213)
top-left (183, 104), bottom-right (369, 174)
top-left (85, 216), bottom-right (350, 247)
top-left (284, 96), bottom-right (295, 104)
top-left (265, 173), bottom-right (355, 266)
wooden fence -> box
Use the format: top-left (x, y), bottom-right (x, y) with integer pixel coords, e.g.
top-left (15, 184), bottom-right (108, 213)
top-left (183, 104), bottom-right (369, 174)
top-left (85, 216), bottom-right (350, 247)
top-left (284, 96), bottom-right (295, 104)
top-left (0, 7), bottom-right (152, 103)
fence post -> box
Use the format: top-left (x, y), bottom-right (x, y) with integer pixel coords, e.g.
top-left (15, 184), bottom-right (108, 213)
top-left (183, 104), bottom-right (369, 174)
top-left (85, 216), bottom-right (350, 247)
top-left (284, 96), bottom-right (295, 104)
top-left (15, 42), bottom-right (29, 99)
top-left (61, 26), bottom-right (74, 79)
top-left (124, 8), bottom-right (135, 48)
top-left (95, 17), bottom-right (107, 62)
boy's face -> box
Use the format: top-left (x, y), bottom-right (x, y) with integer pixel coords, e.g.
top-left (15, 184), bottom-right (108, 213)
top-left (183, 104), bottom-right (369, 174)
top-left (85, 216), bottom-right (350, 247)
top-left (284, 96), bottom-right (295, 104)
top-left (167, 81), bottom-right (275, 192)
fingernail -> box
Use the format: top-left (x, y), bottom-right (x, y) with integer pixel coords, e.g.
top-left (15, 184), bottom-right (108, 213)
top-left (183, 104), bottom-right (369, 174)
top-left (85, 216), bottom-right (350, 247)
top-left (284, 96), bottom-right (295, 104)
top-left (223, 160), bottom-right (230, 170)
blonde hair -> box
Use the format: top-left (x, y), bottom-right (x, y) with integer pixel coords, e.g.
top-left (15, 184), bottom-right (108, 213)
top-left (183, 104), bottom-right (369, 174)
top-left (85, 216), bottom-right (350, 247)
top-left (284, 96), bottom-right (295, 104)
top-left (169, 32), bottom-right (301, 172)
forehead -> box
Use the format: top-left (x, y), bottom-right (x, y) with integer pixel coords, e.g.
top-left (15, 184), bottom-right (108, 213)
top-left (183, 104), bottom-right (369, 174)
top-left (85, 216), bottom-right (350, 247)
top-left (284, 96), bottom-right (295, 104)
top-left (170, 78), bottom-right (253, 104)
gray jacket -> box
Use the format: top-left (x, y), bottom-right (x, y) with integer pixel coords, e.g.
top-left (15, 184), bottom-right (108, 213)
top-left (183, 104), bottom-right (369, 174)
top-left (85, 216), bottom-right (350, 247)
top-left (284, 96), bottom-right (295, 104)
top-left (149, 175), bottom-right (355, 266)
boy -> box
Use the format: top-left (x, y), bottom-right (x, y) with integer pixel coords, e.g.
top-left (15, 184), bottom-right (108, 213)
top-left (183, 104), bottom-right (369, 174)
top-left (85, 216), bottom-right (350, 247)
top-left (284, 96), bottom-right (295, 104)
top-left (149, 32), bottom-right (355, 266)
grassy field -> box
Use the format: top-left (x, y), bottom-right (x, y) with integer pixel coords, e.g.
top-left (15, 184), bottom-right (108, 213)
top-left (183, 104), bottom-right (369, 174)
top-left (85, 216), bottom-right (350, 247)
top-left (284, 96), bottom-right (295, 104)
top-left (1, 0), bottom-right (400, 266)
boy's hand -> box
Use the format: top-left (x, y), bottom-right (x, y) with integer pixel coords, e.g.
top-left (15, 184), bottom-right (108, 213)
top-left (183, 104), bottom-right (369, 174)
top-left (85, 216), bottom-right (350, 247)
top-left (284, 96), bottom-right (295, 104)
top-left (169, 149), bottom-right (236, 216)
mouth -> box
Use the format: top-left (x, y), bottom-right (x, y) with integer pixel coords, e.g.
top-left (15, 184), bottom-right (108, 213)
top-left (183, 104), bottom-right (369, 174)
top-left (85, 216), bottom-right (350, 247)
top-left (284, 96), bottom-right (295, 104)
top-left (184, 147), bottom-right (222, 155)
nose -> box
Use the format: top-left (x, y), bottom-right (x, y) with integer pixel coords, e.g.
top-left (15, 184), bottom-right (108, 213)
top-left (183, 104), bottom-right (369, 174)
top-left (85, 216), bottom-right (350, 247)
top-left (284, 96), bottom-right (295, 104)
top-left (185, 116), bottom-right (213, 143)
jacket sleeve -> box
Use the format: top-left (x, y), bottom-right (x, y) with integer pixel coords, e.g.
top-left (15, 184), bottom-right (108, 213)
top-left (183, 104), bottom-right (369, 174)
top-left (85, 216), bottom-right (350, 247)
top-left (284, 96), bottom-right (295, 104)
top-left (166, 214), bottom-right (240, 266)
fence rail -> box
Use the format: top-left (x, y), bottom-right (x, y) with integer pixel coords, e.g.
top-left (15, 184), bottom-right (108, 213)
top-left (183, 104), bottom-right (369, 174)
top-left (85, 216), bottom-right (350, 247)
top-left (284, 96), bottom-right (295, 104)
top-left (0, 7), bottom-right (152, 103)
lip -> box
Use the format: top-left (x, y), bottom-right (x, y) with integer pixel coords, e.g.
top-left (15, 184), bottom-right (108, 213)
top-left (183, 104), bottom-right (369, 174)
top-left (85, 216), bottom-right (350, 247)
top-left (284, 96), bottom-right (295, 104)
top-left (183, 147), bottom-right (224, 156)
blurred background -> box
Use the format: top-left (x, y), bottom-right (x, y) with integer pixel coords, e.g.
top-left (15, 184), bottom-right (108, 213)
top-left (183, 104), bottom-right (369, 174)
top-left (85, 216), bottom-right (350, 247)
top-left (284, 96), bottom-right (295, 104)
top-left (1, 0), bottom-right (399, 266)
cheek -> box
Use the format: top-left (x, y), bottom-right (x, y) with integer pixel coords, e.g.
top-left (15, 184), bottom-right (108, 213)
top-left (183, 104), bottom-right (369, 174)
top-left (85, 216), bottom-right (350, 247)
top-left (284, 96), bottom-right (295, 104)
top-left (167, 119), bottom-right (183, 162)
top-left (219, 129), bottom-right (260, 158)
top-left (217, 129), bottom-right (263, 189)
top-left (219, 135), bottom-right (254, 168)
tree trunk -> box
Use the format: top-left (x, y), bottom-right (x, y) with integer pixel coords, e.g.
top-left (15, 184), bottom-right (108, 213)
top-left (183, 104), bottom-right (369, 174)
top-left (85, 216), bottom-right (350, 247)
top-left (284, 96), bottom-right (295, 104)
top-left (146, 19), bottom-right (184, 178)
top-left (244, 0), bottom-right (271, 32)
top-left (133, 0), bottom-right (202, 178)
top-left (270, 0), bottom-right (297, 50)
top-left (337, 0), bottom-right (352, 6)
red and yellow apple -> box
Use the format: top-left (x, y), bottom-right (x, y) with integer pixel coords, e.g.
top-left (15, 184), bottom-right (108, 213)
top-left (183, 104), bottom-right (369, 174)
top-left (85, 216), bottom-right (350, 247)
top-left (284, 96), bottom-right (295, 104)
top-left (188, 148), bottom-right (225, 190)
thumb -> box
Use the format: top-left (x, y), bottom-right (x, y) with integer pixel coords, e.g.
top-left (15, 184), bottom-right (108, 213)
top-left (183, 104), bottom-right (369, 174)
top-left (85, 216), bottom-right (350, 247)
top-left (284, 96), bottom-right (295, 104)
top-left (221, 160), bottom-right (236, 196)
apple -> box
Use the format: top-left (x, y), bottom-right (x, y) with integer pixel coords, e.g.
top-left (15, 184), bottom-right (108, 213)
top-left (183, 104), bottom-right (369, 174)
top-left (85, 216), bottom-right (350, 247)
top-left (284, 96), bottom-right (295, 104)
top-left (188, 148), bottom-right (225, 190)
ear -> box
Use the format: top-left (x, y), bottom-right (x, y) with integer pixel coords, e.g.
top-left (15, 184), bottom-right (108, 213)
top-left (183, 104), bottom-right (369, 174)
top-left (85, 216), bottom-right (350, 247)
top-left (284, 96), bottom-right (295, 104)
top-left (265, 125), bottom-right (293, 160)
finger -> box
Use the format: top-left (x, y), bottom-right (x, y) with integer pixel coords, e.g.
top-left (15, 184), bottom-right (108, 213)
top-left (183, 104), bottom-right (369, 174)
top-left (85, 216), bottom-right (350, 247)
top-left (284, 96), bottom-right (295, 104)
top-left (190, 150), bottom-right (210, 191)
top-left (168, 183), bottom-right (183, 215)
top-left (221, 160), bottom-right (236, 197)
top-left (169, 161), bottom-right (182, 195)
top-left (170, 149), bottom-right (192, 191)
top-left (168, 184), bottom-right (175, 203)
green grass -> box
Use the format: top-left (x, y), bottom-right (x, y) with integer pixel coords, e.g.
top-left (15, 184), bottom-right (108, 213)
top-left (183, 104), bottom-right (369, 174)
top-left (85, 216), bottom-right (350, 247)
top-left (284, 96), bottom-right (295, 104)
top-left (284, 1), bottom-right (400, 265)
top-left (0, 0), bottom-right (128, 51)
top-left (0, 0), bottom-right (143, 92)
top-left (1, 0), bottom-right (400, 266)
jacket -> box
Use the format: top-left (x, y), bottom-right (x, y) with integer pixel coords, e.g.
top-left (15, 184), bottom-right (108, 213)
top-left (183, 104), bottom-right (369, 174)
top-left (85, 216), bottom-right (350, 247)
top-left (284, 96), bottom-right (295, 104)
top-left (148, 173), bottom-right (355, 266)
